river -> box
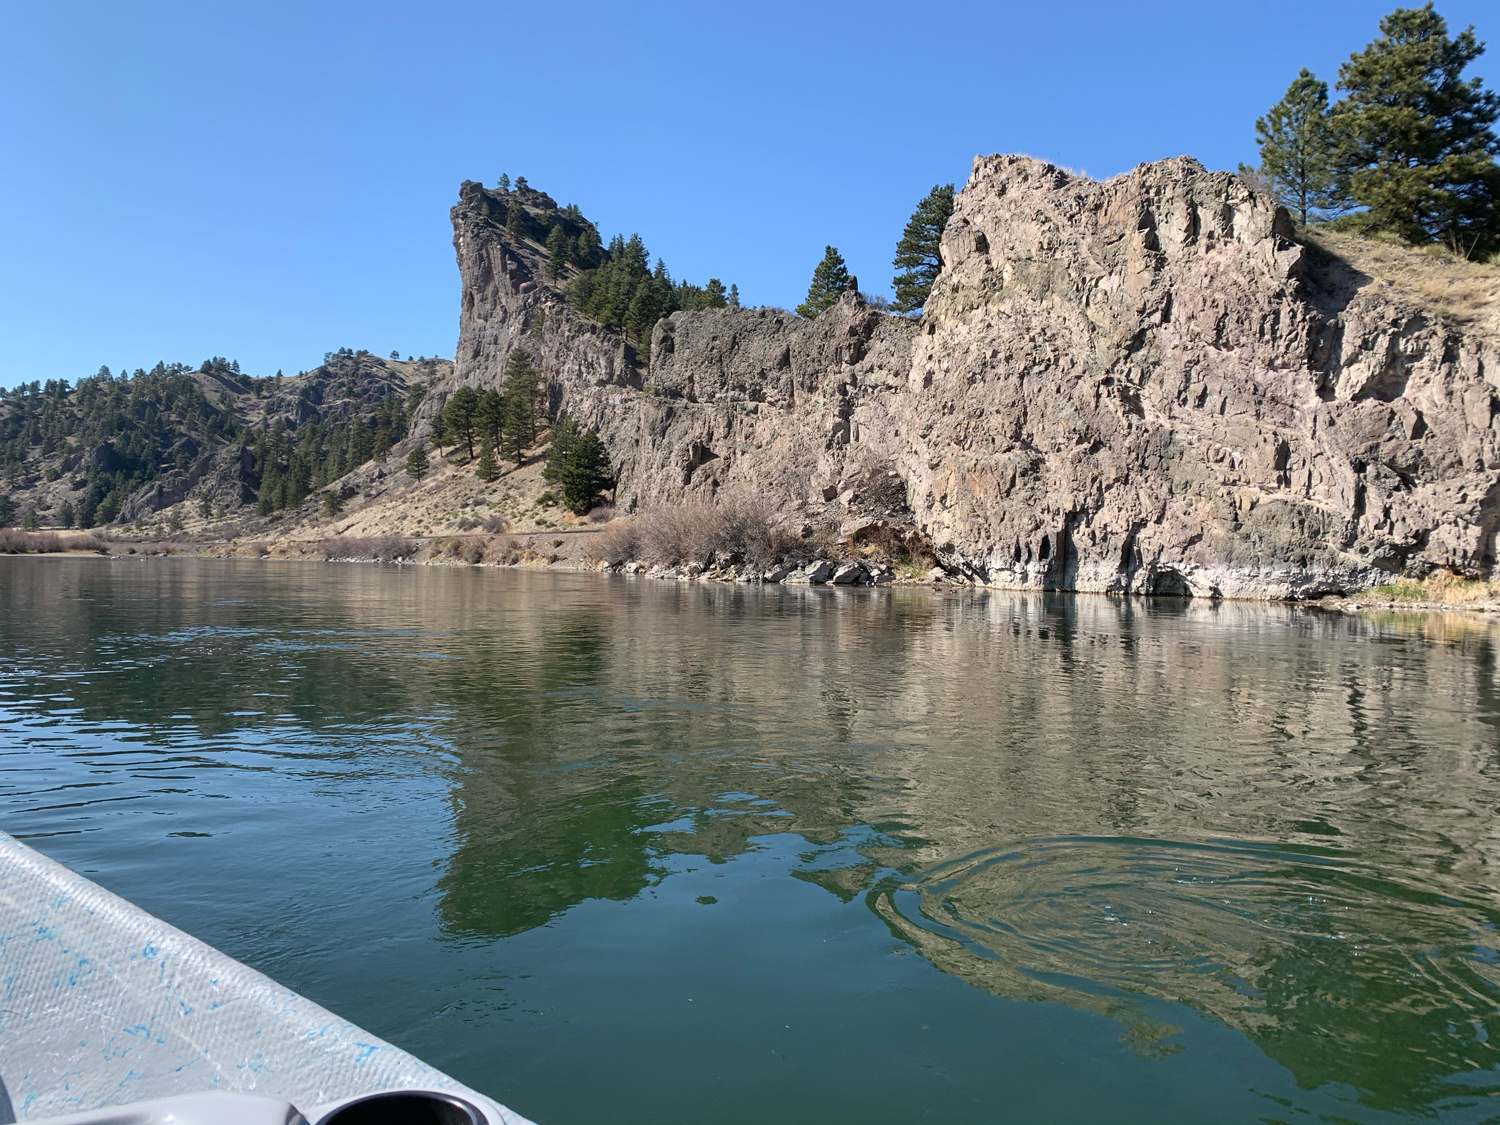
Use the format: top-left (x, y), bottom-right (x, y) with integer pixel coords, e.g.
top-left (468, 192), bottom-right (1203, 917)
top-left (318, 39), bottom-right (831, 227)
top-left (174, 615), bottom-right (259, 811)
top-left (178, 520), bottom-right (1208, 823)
top-left (2, 556), bottom-right (1499, 1124)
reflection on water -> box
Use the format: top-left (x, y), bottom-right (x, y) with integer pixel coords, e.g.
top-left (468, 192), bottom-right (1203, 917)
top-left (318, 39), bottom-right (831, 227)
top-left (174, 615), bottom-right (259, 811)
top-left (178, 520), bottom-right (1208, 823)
top-left (879, 837), bottom-right (1500, 1111)
top-left (3, 557), bottom-right (1500, 1124)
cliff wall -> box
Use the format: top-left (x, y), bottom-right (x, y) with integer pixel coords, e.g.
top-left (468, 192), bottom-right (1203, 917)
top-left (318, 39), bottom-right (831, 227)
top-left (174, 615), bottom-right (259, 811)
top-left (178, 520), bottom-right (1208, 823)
top-left (447, 157), bottom-right (1500, 597)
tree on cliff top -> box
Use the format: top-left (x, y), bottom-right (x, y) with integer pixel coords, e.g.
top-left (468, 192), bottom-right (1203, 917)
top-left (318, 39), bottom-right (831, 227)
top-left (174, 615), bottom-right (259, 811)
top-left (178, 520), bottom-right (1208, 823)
top-left (891, 184), bottom-right (954, 314)
top-left (1243, 70), bottom-right (1340, 224)
top-left (1331, 3), bottom-right (1500, 255)
top-left (796, 246), bottom-right (850, 319)
top-left (545, 223), bottom-right (570, 279)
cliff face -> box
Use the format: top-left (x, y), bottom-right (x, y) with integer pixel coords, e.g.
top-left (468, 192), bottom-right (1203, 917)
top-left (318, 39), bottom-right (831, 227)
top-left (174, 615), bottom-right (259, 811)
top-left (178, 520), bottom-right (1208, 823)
top-left (448, 157), bottom-right (1500, 597)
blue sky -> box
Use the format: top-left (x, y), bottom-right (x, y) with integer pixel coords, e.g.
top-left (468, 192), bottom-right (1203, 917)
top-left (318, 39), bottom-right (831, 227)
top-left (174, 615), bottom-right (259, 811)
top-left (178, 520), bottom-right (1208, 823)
top-left (0, 1), bottom-right (1492, 387)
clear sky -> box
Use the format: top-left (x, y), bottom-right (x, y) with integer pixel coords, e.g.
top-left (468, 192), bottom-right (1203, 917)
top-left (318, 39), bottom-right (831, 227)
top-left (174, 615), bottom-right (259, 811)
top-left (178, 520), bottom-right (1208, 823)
top-left (0, 1), bottom-right (1492, 387)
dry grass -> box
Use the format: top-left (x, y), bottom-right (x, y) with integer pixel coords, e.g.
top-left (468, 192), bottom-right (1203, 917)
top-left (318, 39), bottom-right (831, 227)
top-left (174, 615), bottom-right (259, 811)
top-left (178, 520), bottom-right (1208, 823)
top-left (1363, 572), bottom-right (1500, 604)
top-left (1302, 228), bottom-right (1500, 329)
top-left (319, 536), bottom-right (416, 562)
top-left (0, 529), bottom-right (109, 554)
top-left (585, 493), bottom-right (800, 568)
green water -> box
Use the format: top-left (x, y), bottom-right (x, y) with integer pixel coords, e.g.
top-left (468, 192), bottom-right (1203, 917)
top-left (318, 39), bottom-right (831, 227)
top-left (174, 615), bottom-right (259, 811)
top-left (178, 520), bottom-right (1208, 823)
top-left (3, 557), bottom-right (1500, 1124)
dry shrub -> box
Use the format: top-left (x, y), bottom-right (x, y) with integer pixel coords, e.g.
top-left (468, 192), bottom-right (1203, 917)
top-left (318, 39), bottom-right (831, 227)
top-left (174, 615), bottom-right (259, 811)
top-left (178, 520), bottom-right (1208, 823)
top-left (0, 529), bottom-right (109, 554)
top-left (586, 506), bottom-right (614, 524)
top-left (586, 520), bottom-right (640, 566)
top-left (441, 535), bottom-right (486, 564)
top-left (483, 535), bottom-right (522, 565)
top-left (320, 536), bottom-right (416, 562)
top-left (587, 493), bottom-right (798, 568)
top-left (482, 514), bottom-right (510, 533)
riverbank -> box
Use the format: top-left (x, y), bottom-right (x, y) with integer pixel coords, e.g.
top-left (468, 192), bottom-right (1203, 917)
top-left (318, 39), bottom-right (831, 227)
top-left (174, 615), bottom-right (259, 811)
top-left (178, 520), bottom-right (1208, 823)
top-left (12, 531), bottom-right (1500, 617)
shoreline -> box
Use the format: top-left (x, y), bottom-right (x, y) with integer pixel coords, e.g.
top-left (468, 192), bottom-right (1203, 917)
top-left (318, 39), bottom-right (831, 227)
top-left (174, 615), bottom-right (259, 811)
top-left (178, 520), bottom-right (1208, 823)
top-left (6, 543), bottom-right (1499, 618)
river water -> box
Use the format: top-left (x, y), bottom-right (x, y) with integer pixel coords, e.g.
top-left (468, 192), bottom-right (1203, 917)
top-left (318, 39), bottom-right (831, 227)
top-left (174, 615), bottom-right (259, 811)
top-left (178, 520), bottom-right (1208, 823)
top-left (3, 557), bottom-right (1500, 1124)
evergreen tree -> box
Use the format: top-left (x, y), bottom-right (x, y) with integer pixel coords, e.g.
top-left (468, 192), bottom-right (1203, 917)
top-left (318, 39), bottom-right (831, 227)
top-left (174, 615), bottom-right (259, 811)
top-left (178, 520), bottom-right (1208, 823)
top-left (572, 227), bottom-right (602, 269)
top-left (429, 410), bottom-right (449, 456)
top-left (0, 495), bottom-right (15, 528)
top-left (703, 278), bottom-right (728, 308)
top-left (58, 499), bottom-right (75, 529)
top-left (322, 490), bottom-right (344, 518)
top-left (729, 283), bottom-right (740, 308)
top-left (405, 445), bottom-right (429, 481)
top-left (515, 176), bottom-right (528, 190)
top-left (545, 223), bottom-right (570, 279)
top-left (797, 246), bottom-right (850, 318)
top-left (1243, 70), bottom-right (1339, 224)
top-left (559, 431), bottom-right (614, 513)
top-left (506, 202), bottom-right (529, 240)
top-left (1330, 2), bottom-right (1500, 254)
top-left (497, 173), bottom-right (511, 191)
top-left (475, 440), bottom-right (500, 482)
top-left (444, 385), bottom-right (482, 460)
top-left (543, 413), bottom-right (581, 482)
top-left (500, 349), bottom-right (544, 464)
top-left (891, 184), bottom-right (955, 314)
top-left (477, 388), bottom-right (505, 450)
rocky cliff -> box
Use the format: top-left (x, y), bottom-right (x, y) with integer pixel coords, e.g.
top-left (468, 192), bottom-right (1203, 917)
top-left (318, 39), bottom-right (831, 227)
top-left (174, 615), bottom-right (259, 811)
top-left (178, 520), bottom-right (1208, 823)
top-left (448, 157), bottom-right (1500, 597)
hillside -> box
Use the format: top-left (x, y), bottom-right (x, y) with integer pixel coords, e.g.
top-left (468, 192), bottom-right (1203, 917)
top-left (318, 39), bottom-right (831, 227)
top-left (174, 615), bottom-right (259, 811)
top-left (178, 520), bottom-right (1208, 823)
top-left (0, 351), bottom-right (450, 536)
top-left (8, 160), bottom-right (1500, 599)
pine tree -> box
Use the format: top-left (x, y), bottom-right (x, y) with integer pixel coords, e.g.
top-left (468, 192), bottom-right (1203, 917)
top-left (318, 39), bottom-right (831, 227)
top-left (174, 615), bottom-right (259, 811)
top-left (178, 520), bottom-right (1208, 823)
top-left (545, 224), bottom-right (569, 279)
top-left (322, 491), bottom-right (344, 518)
top-left (58, 499), bottom-right (75, 529)
top-left (405, 445), bottom-right (429, 481)
top-left (572, 227), bottom-right (602, 268)
top-left (497, 173), bottom-right (511, 191)
top-left (500, 349), bottom-right (544, 464)
top-left (796, 246), bottom-right (850, 319)
top-left (444, 385), bottom-right (482, 460)
top-left (506, 202), bottom-right (529, 240)
top-left (1243, 70), bottom-right (1339, 224)
top-left (1330, 3), bottom-right (1500, 254)
top-left (478, 388), bottom-right (504, 450)
top-left (559, 431), bottom-right (614, 513)
top-left (475, 440), bottom-right (500, 482)
top-left (0, 495), bottom-right (15, 528)
top-left (891, 185), bottom-right (955, 314)
top-left (703, 278), bottom-right (728, 308)
top-left (543, 413), bottom-right (581, 482)
top-left (728, 284), bottom-right (740, 308)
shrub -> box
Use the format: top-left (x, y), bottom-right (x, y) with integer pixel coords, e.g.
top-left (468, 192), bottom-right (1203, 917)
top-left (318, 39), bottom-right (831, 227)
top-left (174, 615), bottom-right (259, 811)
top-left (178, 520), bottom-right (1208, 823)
top-left (586, 520), bottom-right (640, 566)
top-left (482, 514), bottom-right (510, 533)
top-left (319, 536), bottom-right (416, 562)
top-left (585, 492), bottom-right (797, 568)
top-left (586, 506), bottom-right (614, 524)
top-left (442, 535), bottom-right (487, 564)
top-left (0, 529), bottom-right (108, 554)
top-left (483, 535), bottom-right (522, 565)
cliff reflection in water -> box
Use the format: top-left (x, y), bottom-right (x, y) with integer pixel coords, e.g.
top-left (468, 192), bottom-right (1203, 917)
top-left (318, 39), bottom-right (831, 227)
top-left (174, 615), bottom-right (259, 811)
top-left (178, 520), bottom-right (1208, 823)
top-left (5, 559), bottom-right (1500, 1117)
top-left (428, 579), bottom-right (1500, 1113)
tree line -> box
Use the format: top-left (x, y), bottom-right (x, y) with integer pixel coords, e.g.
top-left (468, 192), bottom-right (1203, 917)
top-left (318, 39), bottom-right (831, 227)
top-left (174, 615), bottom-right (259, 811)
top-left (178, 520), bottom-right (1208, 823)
top-left (1242, 2), bottom-right (1498, 256)
top-left (406, 346), bottom-right (615, 514)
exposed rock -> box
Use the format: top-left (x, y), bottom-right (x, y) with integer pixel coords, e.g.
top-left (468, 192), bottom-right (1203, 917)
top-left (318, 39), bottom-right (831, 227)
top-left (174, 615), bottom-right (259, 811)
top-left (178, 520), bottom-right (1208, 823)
top-left (831, 563), bottom-right (864, 585)
top-left (446, 158), bottom-right (1500, 598)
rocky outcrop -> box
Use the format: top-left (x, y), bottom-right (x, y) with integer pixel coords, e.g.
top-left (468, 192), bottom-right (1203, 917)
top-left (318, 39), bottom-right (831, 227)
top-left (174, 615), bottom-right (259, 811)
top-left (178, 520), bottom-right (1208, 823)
top-left (447, 158), bottom-right (1500, 597)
